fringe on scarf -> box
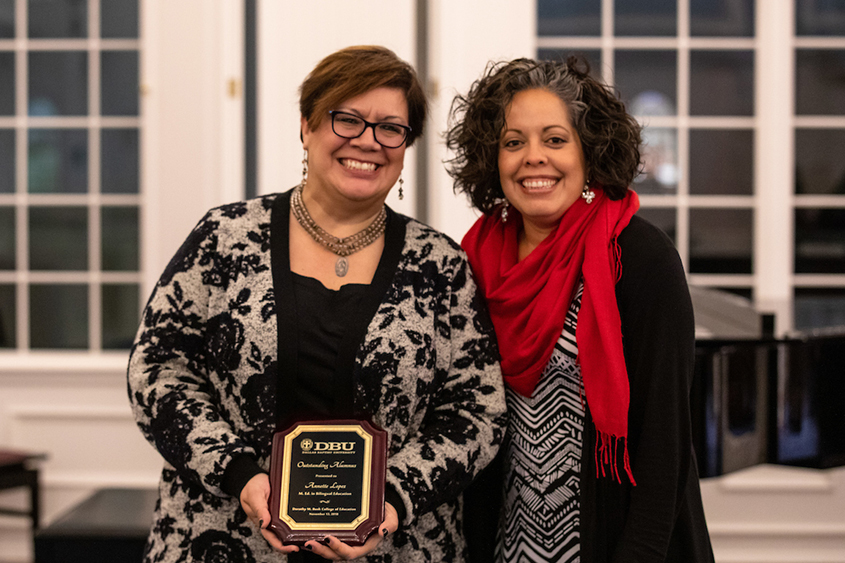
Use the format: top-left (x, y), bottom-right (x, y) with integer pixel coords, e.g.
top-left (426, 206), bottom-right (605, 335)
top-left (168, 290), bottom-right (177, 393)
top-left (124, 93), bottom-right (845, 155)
top-left (595, 431), bottom-right (637, 485)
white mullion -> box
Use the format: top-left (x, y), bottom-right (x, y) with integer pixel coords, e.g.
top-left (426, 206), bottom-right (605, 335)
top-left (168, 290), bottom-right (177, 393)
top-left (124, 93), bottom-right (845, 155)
top-left (794, 36), bottom-right (845, 48)
top-left (15, 0), bottom-right (27, 350)
top-left (794, 195), bottom-right (845, 207)
top-left (676, 0), bottom-right (691, 274)
top-left (28, 271), bottom-right (91, 284)
top-left (25, 39), bottom-right (88, 51)
top-left (537, 37), bottom-right (603, 50)
top-left (755, 0), bottom-right (795, 334)
top-left (794, 274), bottom-right (845, 287)
top-left (687, 195), bottom-right (756, 207)
top-left (687, 116), bottom-right (756, 128)
top-left (27, 116), bottom-right (91, 127)
top-left (795, 116), bottom-right (845, 128)
top-left (688, 274), bottom-right (755, 287)
top-left (602, 0), bottom-right (614, 85)
top-left (89, 0), bottom-right (101, 351)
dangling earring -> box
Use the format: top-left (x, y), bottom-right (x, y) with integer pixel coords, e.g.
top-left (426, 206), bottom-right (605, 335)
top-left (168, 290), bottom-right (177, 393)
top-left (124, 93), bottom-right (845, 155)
top-left (581, 181), bottom-right (595, 204)
top-left (501, 200), bottom-right (509, 223)
top-left (301, 150), bottom-right (308, 186)
top-left (398, 175), bottom-right (404, 200)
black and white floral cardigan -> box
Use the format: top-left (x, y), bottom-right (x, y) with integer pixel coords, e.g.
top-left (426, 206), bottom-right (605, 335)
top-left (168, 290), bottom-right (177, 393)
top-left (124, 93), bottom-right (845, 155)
top-left (127, 190), bottom-right (507, 563)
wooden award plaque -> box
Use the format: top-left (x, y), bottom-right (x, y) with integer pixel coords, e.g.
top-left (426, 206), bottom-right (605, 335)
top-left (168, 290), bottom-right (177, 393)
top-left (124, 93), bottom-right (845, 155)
top-left (267, 419), bottom-right (387, 546)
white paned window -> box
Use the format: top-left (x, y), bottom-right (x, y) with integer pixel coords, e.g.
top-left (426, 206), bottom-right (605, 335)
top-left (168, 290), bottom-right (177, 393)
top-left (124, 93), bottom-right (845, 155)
top-left (793, 0), bottom-right (845, 330)
top-left (538, 0), bottom-right (845, 334)
top-left (0, 0), bottom-right (141, 350)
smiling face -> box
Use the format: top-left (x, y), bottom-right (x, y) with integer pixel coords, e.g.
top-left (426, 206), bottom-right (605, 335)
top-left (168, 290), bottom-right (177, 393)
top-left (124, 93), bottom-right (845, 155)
top-left (301, 86), bottom-right (409, 209)
top-left (498, 88), bottom-right (587, 235)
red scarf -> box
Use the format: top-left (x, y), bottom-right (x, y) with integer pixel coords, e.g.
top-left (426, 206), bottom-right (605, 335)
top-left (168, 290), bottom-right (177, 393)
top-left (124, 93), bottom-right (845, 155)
top-left (462, 189), bottom-right (639, 484)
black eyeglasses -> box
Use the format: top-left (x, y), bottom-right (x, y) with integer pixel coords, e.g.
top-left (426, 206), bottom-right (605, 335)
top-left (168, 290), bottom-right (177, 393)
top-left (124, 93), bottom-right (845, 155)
top-left (329, 111), bottom-right (412, 148)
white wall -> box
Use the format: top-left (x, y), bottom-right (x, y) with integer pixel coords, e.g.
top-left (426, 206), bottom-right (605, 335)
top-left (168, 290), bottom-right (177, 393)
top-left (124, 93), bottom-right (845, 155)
top-left (256, 0), bottom-right (418, 217)
top-left (256, 0), bottom-right (536, 243)
top-left (425, 0), bottom-right (536, 242)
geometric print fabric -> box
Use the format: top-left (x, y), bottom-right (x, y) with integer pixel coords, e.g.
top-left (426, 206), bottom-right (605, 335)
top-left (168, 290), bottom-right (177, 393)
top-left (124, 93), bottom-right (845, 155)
top-left (498, 284), bottom-right (584, 563)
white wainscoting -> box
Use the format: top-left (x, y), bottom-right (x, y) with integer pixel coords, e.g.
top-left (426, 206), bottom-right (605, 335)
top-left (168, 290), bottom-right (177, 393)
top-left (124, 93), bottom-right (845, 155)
top-left (0, 356), bottom-right (162, 563)
top-left (702, 465), bottom-right (845, 562)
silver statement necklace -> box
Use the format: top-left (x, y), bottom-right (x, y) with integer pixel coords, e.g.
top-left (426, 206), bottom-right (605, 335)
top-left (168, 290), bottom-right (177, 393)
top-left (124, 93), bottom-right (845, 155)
top-left (290, 183), bottom-right (387, 277)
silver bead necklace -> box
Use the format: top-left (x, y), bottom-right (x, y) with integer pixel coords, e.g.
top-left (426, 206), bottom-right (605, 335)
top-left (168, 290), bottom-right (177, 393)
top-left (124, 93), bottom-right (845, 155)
top-left (290, 183), bottom-right (387, 277)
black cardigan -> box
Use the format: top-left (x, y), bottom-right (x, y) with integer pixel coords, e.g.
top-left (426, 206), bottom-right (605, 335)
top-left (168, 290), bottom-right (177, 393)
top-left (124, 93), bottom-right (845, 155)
top-left (464, 216), bottom-right (714, 563)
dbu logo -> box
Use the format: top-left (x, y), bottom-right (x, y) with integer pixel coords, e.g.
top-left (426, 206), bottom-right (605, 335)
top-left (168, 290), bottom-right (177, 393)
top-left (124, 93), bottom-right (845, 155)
top-left (313, 442), bottom-right (355, 451)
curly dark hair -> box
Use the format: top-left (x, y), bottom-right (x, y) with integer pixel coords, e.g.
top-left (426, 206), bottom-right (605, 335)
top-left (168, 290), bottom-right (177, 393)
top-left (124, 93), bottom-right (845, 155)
top-left (445, 56), bottom-right (642, 214)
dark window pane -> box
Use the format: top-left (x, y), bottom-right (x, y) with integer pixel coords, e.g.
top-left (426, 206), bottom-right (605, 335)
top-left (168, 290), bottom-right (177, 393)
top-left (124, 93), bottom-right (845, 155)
top-left (795, 288), bottom-right (845, 330)
top-left (538, 0), bottom-right (601, 36)
top-left (101, 0), bottom-right (138, 38)
top-left (0, 0), bottom-right (14, 38)
top-left (635, 127), bottom-right (678, 194)
top-left (690, 50), bottom-right (754, 116)
top-left (0, 129), bottom-right (13, 192)
top-left (28, 129), bottom-right (88, 193)
top-left (29, 51), bottom-right (87, 116)
top-left (0, 52), bottom-right (14, 115)
top-left (0, 284), bottom-right (14, 347)
top-left (29, 206), bottom-right (87, 270)
top-left (689, 129), bottom-right (753, 195)
top-left (27, 0), bottom-right (86, 38)
top-left (795, 129), bottom-right (845, 195)
top-left (102, 283), bottom-right (138, 349)
top-left (796, 0), bottom-right (845, 36)
top-left (690, 208), bottom-right (753, 273)
top-left (101, 128), bottom-right (138, 194)
top-left (795, 208), bottom-right (845, 273)
top-left (615, 50), bottom-right (677, 115)
top-left (796, 50), bottom-right (845, 115)
top-left (615, 0), bottom-right (676, 36)
top-left (691, 0), bottom-right (754, 37)
top-left (0, 206), bottom-right (14, 269)
top-left (101, 51), bottom-right (138, 116)
top-left (102, 206), bottom-right (138, 271)
top-left (30, 283), bottom-right (87, 348)
top-left (537, 49), bottom-right (602, 76)
top-left (637, 207), bottom-right (676, 244)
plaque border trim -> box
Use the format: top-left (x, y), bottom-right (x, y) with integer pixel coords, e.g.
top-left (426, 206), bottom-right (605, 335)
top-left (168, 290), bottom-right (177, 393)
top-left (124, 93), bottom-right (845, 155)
top-left (279, 424), bottom-right (373, 530)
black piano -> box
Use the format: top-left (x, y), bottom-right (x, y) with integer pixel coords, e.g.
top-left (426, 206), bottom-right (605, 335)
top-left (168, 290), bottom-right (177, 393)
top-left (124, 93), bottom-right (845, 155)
top-left (690, 287), bottom-right (845, 477)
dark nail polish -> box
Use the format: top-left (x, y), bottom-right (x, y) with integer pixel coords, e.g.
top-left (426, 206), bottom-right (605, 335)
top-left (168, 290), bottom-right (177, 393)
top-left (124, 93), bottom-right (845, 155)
top-left (382, 528), bottom-right (389, 537)
top-left (305, 544), bottom-right (312, 550)
top-left (258, 519), bottom-right (263, 528)
top-left (322, 537), bottom-right (331, 545)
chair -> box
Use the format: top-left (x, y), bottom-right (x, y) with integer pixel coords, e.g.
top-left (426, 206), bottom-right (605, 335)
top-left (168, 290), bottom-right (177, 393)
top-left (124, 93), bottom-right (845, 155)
top-left (0, 449), bottom-right (45, 530)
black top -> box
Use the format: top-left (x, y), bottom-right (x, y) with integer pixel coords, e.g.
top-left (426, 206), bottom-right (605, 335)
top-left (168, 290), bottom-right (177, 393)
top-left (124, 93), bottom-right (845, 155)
top-left (291, 273), bottom-right (367, 418)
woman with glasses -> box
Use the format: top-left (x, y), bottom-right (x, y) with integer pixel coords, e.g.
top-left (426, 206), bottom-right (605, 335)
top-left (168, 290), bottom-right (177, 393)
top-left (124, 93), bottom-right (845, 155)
top-left (128, 45), bottom-right (506, 563)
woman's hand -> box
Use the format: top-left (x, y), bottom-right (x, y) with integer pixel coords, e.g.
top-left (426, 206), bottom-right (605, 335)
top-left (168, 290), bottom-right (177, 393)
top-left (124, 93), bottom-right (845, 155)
top-left (239, 473), bottom-right (300, 554)
top-left (303, 502), bottom-right (399, 561)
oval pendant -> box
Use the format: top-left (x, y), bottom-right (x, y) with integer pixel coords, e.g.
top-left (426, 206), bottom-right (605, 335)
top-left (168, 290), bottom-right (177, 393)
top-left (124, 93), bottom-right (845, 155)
top-left (335, 257), bottom-right (349, 277)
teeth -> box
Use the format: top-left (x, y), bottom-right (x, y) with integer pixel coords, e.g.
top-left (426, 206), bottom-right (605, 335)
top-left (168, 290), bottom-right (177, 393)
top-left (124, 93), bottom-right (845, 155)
top-left (343, 159), bottom-right (377, 171)
top-left (522, 179), bottom-right (556, 189)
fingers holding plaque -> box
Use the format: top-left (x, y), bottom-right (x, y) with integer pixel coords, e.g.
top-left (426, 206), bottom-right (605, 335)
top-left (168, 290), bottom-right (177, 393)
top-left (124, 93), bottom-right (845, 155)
top-left (268, 420), bottom-right (387, 546)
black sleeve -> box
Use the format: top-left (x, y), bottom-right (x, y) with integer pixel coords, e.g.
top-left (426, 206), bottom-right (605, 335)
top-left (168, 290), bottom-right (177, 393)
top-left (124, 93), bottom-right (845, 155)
top-left (612, 216), bottom-right (698, 562)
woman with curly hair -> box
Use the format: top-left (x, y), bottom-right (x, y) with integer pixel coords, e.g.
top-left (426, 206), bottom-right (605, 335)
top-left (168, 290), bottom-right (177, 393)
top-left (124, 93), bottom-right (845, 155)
top-left (448, 57), bottom-right (714, 562)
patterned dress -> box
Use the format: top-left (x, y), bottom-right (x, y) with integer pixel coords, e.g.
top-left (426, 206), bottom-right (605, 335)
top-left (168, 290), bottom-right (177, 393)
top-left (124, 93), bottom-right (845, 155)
top-left (498, 284), bottom-right (584, 563)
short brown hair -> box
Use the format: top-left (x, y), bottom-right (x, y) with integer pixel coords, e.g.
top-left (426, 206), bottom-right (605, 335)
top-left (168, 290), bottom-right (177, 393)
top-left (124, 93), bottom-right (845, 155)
top-left (299, 45), bottom-right (427, 147)
top-left (446, 56), bottom-right (642, 214)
